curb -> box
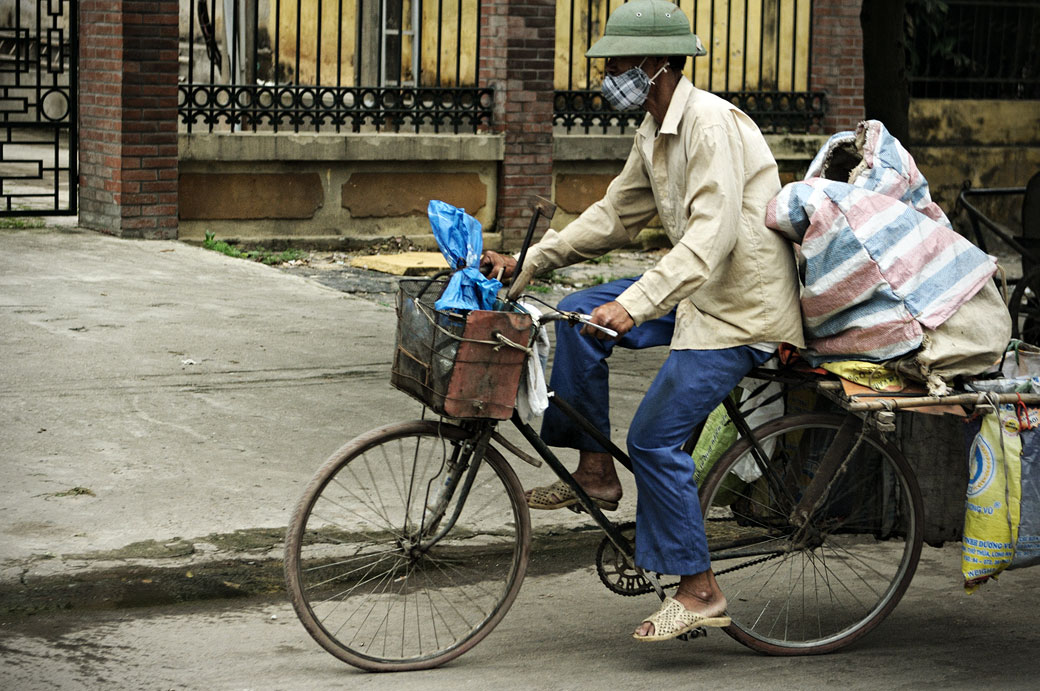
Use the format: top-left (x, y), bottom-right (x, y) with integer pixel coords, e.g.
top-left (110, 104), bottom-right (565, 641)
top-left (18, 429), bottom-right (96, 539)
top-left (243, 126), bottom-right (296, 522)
top-left (1, 555), bottom-right (286, 615)
top-left (1, 527), bottom-right (607, 616)
top-left (1, 534), bottom-right (287, 615)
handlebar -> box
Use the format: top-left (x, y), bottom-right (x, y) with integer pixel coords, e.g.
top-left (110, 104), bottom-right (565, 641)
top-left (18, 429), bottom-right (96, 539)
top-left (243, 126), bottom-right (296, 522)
top-left (517, 299), bottom-right (620, 339)
top-left (548, 312), bottom-right (620, 339)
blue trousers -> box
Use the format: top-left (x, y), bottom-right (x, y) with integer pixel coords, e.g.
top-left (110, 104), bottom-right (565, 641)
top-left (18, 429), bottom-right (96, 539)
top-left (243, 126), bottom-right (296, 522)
top-left (541, 278), bottom-right (770, 575)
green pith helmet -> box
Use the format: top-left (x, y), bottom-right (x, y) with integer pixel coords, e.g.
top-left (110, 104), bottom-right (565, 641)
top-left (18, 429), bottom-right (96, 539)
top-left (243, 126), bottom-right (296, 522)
top-left (586, 0), bottom-right (706, 58)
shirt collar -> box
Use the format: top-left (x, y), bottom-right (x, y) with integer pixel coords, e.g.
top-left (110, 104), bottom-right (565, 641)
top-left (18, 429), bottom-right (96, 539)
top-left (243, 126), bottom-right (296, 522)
top-left (636, 75), bottom-right (692, 139)
top-left (660, 76), bottom-right (692, 135)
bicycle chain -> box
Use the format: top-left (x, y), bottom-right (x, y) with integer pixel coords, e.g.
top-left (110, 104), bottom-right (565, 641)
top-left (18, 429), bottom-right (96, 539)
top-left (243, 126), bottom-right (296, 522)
top-left (596, 521), bottom-right (786, 594)
top-left (713, 550), bottom-right (783, 576)
top-left (597, 425), bottom-right (869, 597)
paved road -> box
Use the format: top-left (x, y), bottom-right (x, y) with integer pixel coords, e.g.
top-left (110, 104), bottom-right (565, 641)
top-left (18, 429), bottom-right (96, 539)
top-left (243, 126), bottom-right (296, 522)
top-left (2, 227), bottom-right (1038, 689)
top-left (2, 542), bottom-right (1038, 690)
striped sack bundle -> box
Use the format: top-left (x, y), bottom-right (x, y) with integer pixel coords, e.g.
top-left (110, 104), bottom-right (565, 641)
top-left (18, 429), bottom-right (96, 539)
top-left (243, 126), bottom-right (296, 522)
top-left (805, 120), bottom-right (951, 227)
top-left (766, 120), bottom-right (997, 364)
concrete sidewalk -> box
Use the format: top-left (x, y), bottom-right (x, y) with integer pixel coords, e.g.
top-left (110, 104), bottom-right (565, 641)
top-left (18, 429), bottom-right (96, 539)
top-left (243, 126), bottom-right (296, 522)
top-left (0, 226), bottom-right (661, 612)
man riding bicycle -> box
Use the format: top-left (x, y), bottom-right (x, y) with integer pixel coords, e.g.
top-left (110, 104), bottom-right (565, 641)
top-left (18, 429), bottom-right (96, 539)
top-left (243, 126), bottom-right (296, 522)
top-left (481, 0), bottom-right (804, 641)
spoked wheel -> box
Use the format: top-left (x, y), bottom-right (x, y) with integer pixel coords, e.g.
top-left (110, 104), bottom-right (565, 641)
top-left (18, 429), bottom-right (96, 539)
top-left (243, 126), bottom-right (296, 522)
top-left (1009, 266), bottom-right (1040, 344)
top-left (699, 413), bottom-right (923, 655)
top-left (284, 420), bottom-right (531, 671)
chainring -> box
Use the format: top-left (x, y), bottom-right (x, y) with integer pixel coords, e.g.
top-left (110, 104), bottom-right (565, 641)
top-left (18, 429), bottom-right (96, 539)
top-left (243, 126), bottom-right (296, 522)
top-left (595, 522), bottom-right (678, 596)
top-left (596, 520), bottom-right (785, 595)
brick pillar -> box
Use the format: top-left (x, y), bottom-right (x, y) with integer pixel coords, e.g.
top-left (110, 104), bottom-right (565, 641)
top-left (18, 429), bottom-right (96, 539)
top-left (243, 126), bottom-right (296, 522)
top-left (811, 0), bottom-right (866, 133)
top-left (479, 0), bottom-right (556, 249)
top-left (79, 0), bottom-right (179, 238)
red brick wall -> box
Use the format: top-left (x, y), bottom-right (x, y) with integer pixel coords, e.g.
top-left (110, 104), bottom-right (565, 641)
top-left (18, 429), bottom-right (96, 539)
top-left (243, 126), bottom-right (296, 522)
top-left (479, 0), bottom-right (556, 248)
top-left (811, 0), bottom-right (866, 133)
top-left (79, 0), bottom-right (179, 238)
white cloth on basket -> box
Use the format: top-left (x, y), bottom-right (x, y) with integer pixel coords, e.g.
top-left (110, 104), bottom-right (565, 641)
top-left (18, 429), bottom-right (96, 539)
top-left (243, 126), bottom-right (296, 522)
top-left (514, 301), bottom-right (551, 423)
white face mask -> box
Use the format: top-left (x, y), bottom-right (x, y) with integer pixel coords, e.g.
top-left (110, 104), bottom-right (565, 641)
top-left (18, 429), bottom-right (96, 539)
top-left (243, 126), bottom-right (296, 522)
top-left (601, 59), bottom-right (668, 110)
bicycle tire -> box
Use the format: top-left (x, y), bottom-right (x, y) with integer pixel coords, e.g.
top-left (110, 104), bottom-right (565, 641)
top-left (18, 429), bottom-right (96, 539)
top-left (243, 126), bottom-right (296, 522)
top-left (699, 413), bottom-right (923, 655)
top-left (284, 420), bottom-right (531, 671)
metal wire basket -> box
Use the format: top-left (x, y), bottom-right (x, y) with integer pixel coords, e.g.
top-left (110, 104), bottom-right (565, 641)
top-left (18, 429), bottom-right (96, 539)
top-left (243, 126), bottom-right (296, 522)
top-left (390, 278), bottom-right (535, 420)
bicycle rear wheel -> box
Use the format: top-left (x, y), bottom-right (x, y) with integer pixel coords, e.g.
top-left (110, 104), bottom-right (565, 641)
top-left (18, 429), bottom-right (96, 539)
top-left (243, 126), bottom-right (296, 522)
top-left (700, 413), bottom-right (923, 655)
top-left (284, 420), bottom-right (531, 671)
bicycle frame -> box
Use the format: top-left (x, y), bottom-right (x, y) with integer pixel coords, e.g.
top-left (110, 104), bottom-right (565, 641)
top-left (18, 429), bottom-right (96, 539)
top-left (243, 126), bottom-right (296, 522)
top-left (500, 364), bottom-right (876, 588)
top-left (500, 367), bottom-right (826, 599)
top-left (404, 288), bottom-right (885, 602)
top-left (507, 401), bottom-right (669, 599)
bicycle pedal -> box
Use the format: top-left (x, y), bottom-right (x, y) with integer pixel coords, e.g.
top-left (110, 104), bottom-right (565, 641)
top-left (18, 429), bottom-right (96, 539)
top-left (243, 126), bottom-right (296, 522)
top-left (677, 627), bottom-right (707, 642)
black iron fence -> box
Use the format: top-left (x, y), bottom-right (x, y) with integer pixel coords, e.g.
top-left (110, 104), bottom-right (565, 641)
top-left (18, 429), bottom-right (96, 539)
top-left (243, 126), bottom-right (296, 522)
top-left (179, 0), bottom-right (825, 135)
top-left (179, 0), bottom-right (493, 133)
top-left (554, 88), bottom-right (824, 134)
top-left (907, 0), bottom-right (1040, 100)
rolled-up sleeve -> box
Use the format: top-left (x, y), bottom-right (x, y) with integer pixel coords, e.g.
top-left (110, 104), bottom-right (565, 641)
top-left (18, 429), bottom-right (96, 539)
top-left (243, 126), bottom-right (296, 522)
top-left (616, 122), bottom-right (744, 324)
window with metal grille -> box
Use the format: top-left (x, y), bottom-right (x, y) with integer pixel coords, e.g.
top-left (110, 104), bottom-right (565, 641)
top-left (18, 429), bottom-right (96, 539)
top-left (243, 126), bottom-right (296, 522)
top-left (907, 0), bottom-right (1040, 100)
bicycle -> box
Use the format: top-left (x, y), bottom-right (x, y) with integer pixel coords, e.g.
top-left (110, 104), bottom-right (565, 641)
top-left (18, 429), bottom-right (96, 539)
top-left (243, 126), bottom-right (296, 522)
top-left (957, 172), bottom-right (1040, 342)
top-left (281, 272), bottom-right (978, 671)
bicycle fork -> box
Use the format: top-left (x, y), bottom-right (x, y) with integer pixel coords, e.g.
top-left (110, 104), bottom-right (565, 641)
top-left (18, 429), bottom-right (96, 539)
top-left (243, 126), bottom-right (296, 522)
top-left (412, 422), bottom-right (496, 552)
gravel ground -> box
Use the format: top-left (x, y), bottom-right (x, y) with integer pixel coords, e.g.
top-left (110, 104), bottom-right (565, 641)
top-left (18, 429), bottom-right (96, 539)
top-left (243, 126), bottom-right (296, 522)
top-left (278, 248), bottom-right (669, 305)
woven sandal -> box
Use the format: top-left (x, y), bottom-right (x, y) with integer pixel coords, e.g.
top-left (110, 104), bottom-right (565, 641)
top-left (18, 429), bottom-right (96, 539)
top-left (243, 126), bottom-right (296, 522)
top-left (526, 480), bottom-right (619, 512)
top-left (632, 597), bottom-right (731, 642)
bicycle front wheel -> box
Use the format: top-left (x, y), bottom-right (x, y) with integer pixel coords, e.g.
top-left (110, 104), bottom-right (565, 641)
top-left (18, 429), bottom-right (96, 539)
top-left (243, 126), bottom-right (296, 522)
top-left (700, 413), bottom-right (923, 655)
top-left (284, 420), bottom-right (531, 671)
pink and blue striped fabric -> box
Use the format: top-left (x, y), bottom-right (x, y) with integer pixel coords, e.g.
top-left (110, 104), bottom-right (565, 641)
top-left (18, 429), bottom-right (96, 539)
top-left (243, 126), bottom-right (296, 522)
top-left (805, 121), bottom-right (951, 228)
top-left (767, 121), bottom-right (996, 364)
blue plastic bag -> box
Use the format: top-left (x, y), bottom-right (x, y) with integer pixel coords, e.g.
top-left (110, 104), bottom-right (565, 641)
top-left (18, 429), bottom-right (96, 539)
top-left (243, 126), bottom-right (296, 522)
top-left (427, 200), bottom-right (502, 312)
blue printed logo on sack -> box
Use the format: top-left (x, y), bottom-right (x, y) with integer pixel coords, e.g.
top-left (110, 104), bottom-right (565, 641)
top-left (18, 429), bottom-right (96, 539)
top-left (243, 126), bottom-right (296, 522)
top-left (967, 433), bottom-right (996, 498)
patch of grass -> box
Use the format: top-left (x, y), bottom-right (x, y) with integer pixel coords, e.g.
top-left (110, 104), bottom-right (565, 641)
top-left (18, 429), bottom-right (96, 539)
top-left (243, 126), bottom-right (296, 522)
top-left (585, 253), bottom-right (613, 265)
top-left (541, 270), bottom-right (561, 283)
top-left (203, 232), bottom-right (307, 265)
top-left (0, 216), bottom-right (46, 229)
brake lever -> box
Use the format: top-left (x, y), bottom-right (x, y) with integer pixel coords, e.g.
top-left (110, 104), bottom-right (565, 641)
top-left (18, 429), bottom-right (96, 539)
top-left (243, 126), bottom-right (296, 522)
top-left (574, 313), bottom-right (619, 339)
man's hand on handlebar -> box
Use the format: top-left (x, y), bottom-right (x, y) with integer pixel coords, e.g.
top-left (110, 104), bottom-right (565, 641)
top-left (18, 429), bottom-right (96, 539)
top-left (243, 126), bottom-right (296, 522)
top-left (480, 250), bottom-right (632, 337)
top-left (584, 301), bottom-right (634, 340)
top-left (480, 250), bottom-right (537, 301)
top-left (479, 250), bottom-right (515, 281)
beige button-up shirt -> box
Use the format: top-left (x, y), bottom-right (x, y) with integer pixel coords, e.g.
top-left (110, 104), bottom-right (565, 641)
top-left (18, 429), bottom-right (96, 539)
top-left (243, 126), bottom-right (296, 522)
top-left (524, 77), bottom-right (804, 350)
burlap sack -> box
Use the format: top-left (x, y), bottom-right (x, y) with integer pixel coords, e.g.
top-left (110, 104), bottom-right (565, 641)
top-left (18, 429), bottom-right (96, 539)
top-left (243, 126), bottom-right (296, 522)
top-left (889, 278), bottom-right (1012, 394)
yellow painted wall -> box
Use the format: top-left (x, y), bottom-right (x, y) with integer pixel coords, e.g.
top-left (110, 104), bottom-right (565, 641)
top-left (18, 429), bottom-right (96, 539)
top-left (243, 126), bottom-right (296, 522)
top-left (269, 0), bottom-right (357, 85)
top-left (270, 1), bottom-right (811, 91)
top-left (418, 0), bottom-right (479, 86)
top-left (555, 0), bottom-right (811, 91)
top-left (271, 0), bottom-right (478, 87)
top-left (909, 99), bottom-right (1040, 217)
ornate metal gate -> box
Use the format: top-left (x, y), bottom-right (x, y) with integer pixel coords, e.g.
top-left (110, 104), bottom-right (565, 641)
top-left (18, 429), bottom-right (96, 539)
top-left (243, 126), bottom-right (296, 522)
top-left (0, 0), bottom-right (76, 216)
